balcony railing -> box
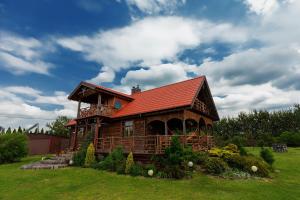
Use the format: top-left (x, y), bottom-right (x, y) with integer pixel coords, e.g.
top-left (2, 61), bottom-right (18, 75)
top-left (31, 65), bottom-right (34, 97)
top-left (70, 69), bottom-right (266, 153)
top-left (79, 105), bottom-right (114, 118)
top-left (95, 135), bottom-right (213, 154)
top-left (193, 99), bottom-right (210, 115)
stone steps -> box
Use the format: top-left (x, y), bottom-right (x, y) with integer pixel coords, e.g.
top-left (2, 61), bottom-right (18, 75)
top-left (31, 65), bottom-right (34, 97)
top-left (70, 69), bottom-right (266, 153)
top-left (21, 152), bottom-right (75, 170)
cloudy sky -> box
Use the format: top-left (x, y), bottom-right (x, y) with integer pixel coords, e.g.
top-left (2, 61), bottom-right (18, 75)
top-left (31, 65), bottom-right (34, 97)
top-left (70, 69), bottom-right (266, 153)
top-left (0, 0), bottom-right (300, 128)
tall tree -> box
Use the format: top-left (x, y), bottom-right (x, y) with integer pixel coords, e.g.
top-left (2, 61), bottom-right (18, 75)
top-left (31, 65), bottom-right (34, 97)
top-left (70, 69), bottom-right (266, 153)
top-left (6, 127), bottom-right (11, 134)
top-left (17, 126), bottom-right (23, 133)
top-left (46, 116), bottom-right (70, 137)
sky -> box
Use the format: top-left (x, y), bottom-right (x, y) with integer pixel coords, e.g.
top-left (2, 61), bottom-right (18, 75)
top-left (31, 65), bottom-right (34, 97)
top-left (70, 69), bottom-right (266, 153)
top-left (0, 0), bottom-right (300, 129)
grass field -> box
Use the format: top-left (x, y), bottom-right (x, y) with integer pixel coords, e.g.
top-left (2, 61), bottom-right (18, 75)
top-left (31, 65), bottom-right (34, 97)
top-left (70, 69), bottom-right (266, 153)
top-left (0, 148), bottom-right (299, 200)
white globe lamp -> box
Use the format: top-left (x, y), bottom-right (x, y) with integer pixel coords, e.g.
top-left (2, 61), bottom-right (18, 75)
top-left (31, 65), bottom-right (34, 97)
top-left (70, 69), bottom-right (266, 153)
top-left (148, 169), bottom-right (154, 177)
top-left (188, 161), bottom-right (194, 168)
top-left (69, 160), bottom-right (74, 165)
top-left (251, 165), bottom-right (258, 172)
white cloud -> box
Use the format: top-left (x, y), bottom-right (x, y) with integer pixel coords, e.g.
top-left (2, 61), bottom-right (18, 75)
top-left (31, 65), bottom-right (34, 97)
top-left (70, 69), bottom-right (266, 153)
top-left (87, 66), bottom-right (115, 84)
top-left (125, 0), bottom-right (186, 15)
top-left (121, 63), bottom-right (189, 90)
top-left (0, 32), bottom-right (53, 75)
top-left (57, 16), bottom-right (247, 82)
top-left (244, 0), bottom-right (279, 15)
top-left (0, 86), bottom-right (77, 129)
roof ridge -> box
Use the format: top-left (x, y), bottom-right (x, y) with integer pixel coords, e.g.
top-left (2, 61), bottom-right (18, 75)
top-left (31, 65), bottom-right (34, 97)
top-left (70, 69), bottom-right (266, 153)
top-left (133, 76), bottom-right (205, 95)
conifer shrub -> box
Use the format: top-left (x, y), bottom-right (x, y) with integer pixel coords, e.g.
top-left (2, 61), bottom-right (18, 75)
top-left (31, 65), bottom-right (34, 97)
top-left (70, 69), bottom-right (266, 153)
top-left (125, 152), bottom-right (134, 174)
top-left (204, 157), bottom-right (229, 175)
top-left (84, 143), bottom-right (96, 167)
top-left (260, 148), bottom-right (275, 166)
top-left (97, 147), bottom-right (125, 171)
top-left (129, 163), bottom-right (145, 176)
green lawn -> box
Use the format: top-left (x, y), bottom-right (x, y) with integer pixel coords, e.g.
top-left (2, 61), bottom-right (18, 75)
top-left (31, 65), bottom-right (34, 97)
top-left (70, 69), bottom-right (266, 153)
top-left (0, 148), bottom-right (300, 200)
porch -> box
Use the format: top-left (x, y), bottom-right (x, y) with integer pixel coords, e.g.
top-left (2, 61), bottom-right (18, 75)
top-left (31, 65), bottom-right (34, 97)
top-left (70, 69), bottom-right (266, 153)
top-left (95, 135), bottom-right (213, 155)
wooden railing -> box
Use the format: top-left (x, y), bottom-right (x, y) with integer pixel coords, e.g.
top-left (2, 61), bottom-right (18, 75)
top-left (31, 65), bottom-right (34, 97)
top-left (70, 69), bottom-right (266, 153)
top-left (193, 99), bottom-right (210, 115)
top-left (95, 135), bottom-right (213, 154)
top-left (80, 105), bottom-right (114, 118)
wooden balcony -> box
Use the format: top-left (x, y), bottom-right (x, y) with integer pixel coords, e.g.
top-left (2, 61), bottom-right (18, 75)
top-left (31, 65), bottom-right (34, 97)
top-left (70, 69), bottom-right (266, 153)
top-left (193, 99), bottom-right (210, 115)
top-left (79, 105), bottom-right (114, 118)
top-left (95, 135), bottom-right (213, 155)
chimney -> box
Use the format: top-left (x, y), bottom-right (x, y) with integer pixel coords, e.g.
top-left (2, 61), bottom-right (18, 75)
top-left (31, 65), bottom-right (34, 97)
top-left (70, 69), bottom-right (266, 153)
top-left (131, 85), bottom-right (141, 95)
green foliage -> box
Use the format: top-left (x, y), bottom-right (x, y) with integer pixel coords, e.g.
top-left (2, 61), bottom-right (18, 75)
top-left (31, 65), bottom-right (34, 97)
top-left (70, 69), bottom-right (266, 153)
top-left (183, 147), bottom-right (208, 165)
top-left (125, 152), bottom-right (134, 174)
top-left (223, 144), bottom-right (239, 153)
top-left (6, 127), bottom-right (11, 134)
top-left (153, 136), bottom-right (186, 179)
top-left (277, 131), bottom-right (300, 147)
top-left (223, 154), bottom-right (270, 177)
top-left (239, 146), bottom-right (248, 156)
top-left (0, 133), bottom-right (28, 164)
top-left (213, 105), bottom-right (300, 146)
top-left (204, 157), bottom-right (229, 175)
top-left (129, 163), bottom-right (145, 176)
top-left (260, 148), bottom-right (275, 166)
top-left (84, 143), bottom-right (96, 167)
top-left (73, 131), bottom-right (94, 167)
top-left (46, 116), bottom-right (70, 136)
top-left (97, 147), bottom-right (125, 171)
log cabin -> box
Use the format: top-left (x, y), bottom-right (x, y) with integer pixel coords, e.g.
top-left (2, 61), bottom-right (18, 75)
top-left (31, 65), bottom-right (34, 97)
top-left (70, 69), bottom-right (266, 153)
top-left (66, 76), bottom-right (219, 158)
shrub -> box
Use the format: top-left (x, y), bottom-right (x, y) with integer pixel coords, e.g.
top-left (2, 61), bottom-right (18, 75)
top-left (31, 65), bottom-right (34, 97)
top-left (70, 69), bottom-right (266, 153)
top-left (97, 147), bottom-right (125, 171)
top-left (224, 144), bottom-right (239, 153)
top-left (260, 148), bottom-right (275, 166)
top-left (224, 154), bottom-right (270, 177)
top-left (73, 131), bottom-right (94, 167)
top-left (242, 155), bottom-right (270, 177)
top-left (183, 147), bottom-right (208, 165)
top-left (153, 136), bottom-right (186, 179)
top-left (204, 157), bottom-right (229, 175)
top-left (0, 133), bottom-right (28, 164)
top-left (84, 143), bottom-right (96, 167)
top-left (239, 146), bottom-right (248, 156)
top-left (73, 150), bottom-right (86, 166)
top-left (129, 163), bottom-right (145, 176)
top-left (125, 152), bottom-right (134, 174)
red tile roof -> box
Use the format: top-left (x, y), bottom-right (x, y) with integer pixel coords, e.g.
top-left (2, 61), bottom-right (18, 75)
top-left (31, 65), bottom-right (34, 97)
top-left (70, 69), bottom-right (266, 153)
top-left (112, 76), bottom-right (205, 118)
top-left (66, 119), bottom-right (76, 126)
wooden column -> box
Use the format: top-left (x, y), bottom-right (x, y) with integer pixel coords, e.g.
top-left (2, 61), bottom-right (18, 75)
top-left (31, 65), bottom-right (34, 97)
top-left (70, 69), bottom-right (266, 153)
top-left (183, 119), bottom-right (186, 135)
top-left (97, 94), bottom-right (102, 115)
top-left (77, 101), bottom-right (81, 118)
top-left (74, 125), bottom-right (78, 151)
top-left (94, 117), bottom-right (100, 148)
top-left (164, 120), bottom-right (168, 135)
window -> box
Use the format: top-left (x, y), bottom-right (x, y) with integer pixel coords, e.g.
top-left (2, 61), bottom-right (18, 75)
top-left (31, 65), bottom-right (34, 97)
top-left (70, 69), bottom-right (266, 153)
top-left (123, 121), bottom-right (134, 137)
top-left (114, 100), bottom-right (122, 109)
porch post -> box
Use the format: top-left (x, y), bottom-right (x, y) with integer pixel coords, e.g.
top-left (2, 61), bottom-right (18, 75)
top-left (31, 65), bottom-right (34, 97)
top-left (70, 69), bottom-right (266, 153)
top-left (94, 117), bottom-right (100, 148)
top-left (74, 125), bottom-right (78, 151)
top-left (183, 119), bottom-right (186, 135)
top-left (164, 120), bottom-right (168, 135)
top-left (77, 100), bottom-right (81, 118)
top-left (97, 94), bottom-right (102, 115)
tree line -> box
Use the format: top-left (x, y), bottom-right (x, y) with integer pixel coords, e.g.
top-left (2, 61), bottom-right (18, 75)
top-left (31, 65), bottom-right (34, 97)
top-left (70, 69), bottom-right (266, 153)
top-left (0, 116), bottom-right (71, 137)
top-left (213, 104), bottom-right (300, 147)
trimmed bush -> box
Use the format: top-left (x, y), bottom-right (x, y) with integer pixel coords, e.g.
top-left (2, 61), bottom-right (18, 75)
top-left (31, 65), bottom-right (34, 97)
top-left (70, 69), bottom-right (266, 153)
top-left (224, 144), bottom-right (239, 153)
top-left (129, 163), bottom-right (145, 176)
top-left (97, 147), bottom-right (125, 171)
top-left (224, 154), bottom-right (270, 177)
top-left (125, 152), bottom-right (134, 174)
top-left (204, 157), bottom-right (229, 175)
top-left (84, 143), bottom-right (96, 167)
top-left (0, 133), bottom-right (28, 164)
top-left (260, 148), bottom-right (275, 166)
